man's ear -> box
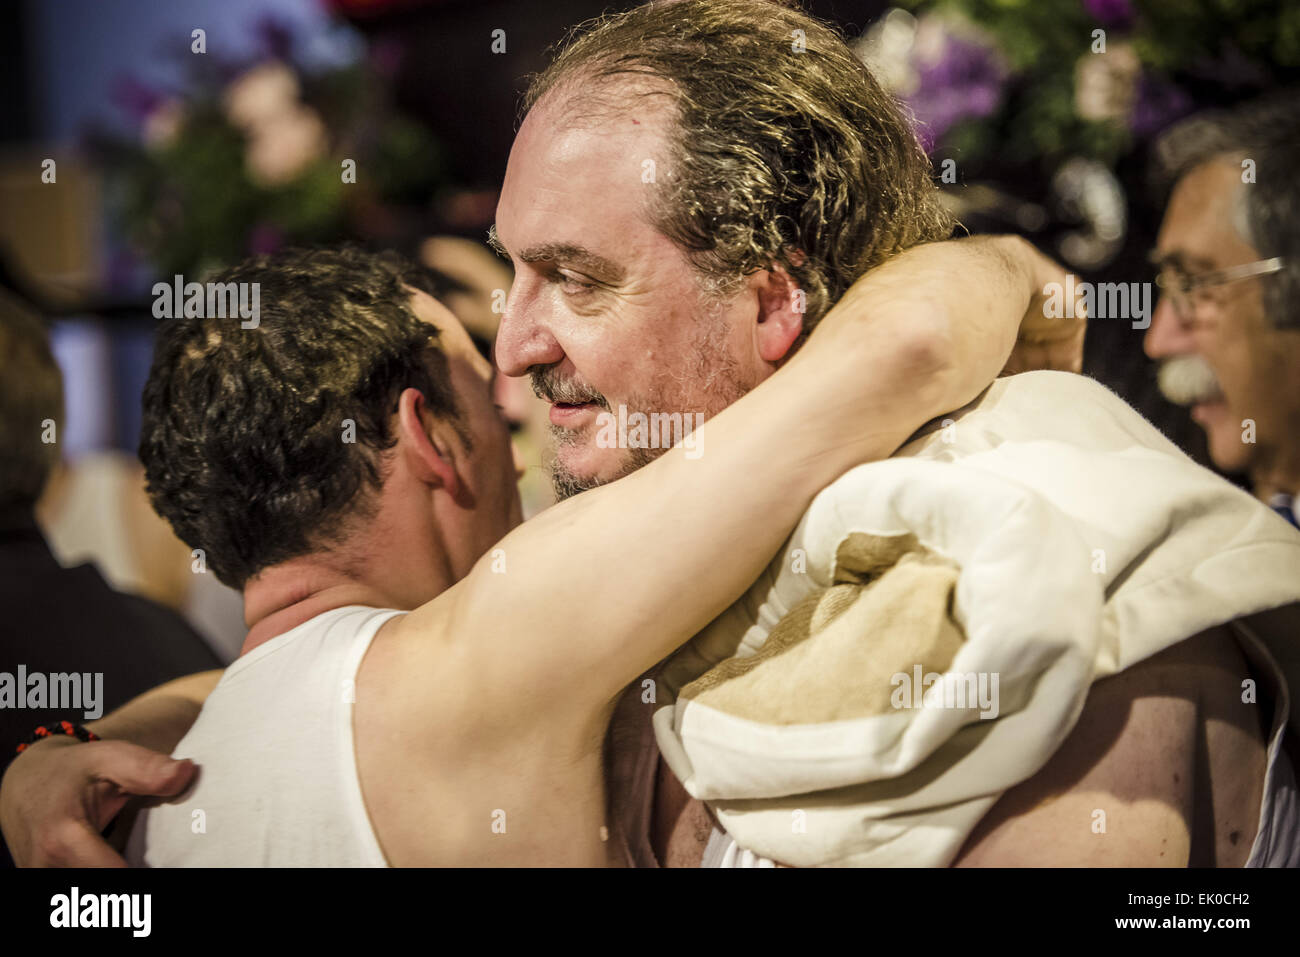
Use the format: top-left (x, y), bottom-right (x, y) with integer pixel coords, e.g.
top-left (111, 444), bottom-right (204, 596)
top-left (396, 387), bottom-right (461, 498)
top-left (753, 264), bottom-right (806, 363)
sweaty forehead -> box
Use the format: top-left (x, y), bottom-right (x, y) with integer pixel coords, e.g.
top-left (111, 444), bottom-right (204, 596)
top-left (497, 94), bottom-right (676, 259)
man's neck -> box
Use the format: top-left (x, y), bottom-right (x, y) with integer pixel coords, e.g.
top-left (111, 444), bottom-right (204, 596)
top-left (240, 581), bottom-right (392, 657)
top-left (240, 555), bottom-right (453, 657)
top-left (237, 493), bottom-right (463, 656)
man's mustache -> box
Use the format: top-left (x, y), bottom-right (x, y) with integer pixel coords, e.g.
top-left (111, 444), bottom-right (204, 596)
top-left (530, 366), bottom-right (609, 409)
top-left (1157, 354), bottom-right (1223, 407)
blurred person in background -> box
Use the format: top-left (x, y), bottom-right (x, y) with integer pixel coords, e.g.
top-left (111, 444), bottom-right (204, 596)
top-left (0, 291), bottom-right (221, 867)
top-left (34, 412), bottom-right (247, 664)
top-left (419, 236), bottom-right (555, 517)
top-left (0, 252), bottom-right (247, 664)
top-left (1145, 92), bottom-right (1300, 526)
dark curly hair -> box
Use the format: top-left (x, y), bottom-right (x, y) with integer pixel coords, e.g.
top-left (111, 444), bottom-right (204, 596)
top-left (139, 246), bottom-right (460, 589)
top-left (523, 0), bottom-right (954, 333)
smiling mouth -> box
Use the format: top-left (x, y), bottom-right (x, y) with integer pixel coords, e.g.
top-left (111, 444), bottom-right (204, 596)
top-left (548, 400), bottom-right (602, 427)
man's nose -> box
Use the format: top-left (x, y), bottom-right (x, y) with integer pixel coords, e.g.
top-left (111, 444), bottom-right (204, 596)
top-left (493, 281), bottom-right (565, 377)
top-left (1143, 294), bottom-right (1197, 360)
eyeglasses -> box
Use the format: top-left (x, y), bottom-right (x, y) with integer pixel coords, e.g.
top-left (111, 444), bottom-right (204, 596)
top-left (1151, 255), bottom-right (1285, 328)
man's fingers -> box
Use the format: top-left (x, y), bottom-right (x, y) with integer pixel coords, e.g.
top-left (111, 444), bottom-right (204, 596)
top-left (36, 819), bottom-right (128, 868)
top-left (86, 741), bottom-right (196, 798)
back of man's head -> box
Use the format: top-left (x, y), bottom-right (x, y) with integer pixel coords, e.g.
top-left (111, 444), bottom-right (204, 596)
top-left (524, 0), bottom-right (953, 332)
top-left (140, 246), bottom-right (459, 590)
top-left (0, 292), bottom-right (62, 515)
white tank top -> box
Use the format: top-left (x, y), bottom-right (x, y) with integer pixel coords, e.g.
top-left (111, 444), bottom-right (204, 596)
top-left (126, 606), bottom-right (403, 867)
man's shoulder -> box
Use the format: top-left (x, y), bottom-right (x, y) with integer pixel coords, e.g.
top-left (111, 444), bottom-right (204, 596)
top-left (955, 625), bottom-right (1264, 866)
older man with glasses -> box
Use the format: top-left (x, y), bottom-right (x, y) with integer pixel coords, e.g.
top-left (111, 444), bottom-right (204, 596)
top-left (1145, 92), bottom-right (1300, 526)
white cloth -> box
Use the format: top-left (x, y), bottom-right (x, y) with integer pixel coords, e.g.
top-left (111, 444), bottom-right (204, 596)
top-left (126, 605), bottom-right (403, 867)
top-left (653, 372), bottom-right (1300, 867)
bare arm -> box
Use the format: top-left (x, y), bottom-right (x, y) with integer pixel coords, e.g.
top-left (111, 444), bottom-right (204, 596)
top-left (953, 627), bottom-right (1266, 867)
top-left (952, 667), bottom-right (1196, 868)
top-left (0, 671), bottom-right (219, 866)
top-left (85, 670), bottom-right (222, 753)
top-left (419, 235), bottom-right (1049, 716)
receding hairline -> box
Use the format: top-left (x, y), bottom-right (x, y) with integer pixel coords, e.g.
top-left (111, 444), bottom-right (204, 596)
top-left (532, 68), bottom-right (679, 130)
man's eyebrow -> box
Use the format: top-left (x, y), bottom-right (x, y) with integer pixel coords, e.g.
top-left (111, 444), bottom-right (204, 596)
top-left (1148, 249), bottom-right (1216, 273)
top-left (489, 226), bottom-right (624, 283)
top-left (521, 243), bottom-right (626, 283)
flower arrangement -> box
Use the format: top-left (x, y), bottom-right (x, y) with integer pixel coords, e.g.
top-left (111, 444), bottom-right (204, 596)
top-left (858, 0), bottom-right (1300, 268)
top-left (93, 19), bottom-right (447, 280)
top-left (869, 0), bottom-right (1299, 167)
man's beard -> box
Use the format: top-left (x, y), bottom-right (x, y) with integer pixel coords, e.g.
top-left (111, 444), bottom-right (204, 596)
top-left (532, 315), bottom-right (755, 500)
top-left (1157, 354), bottom-right (1223, 407)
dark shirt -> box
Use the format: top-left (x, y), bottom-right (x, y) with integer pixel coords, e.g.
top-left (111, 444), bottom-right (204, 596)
top-left (0, 510), bottom-right (221, 866)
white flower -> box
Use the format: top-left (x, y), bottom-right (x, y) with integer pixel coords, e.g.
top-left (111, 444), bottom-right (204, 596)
top-left (143, 99), bottom-right (185, 150)
top-left (244, 104), bottom-right (328, 188)
top-left (1074, 42), bottom-right (1140, 123)
top-left (223, 61), bottom-right (300, 133)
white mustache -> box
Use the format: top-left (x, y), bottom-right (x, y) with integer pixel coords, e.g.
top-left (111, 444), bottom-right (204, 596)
top-left (1157, 354), bottom-right (1222, 406)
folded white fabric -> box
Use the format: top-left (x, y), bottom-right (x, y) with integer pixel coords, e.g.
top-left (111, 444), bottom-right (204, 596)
top-left (652, 371), bottom-right (1300, 866)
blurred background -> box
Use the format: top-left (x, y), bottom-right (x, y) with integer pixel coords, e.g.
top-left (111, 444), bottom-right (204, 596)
top-left (1, 0), bottom-right (1296, 661)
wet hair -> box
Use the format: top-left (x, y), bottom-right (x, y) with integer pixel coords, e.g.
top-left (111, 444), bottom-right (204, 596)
top-left (523, 0), bottom-right (954, 337)
top-left (140, 246), bottom-right (460, 588)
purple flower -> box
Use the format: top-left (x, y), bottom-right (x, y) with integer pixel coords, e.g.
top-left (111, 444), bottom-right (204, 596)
top-left (1129, 73), bottom-right (1193, 138)
top-left (247, 224), bottom-right (285, 257)
top-left (1083, 0), bottom-right (1134, 28)
top-left (255, 16), bottom-right (295, 62)
top-left (111, 76), bottom-right (164, 123)
top-left (906, 35), bottom-right (1008, 153)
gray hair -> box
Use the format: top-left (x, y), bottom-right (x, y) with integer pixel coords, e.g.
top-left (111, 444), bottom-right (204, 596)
top-left (1154, 91), bottom-right (1300, 329)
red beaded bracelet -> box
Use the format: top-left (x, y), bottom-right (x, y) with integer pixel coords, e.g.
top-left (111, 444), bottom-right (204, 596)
top-left (15, 720), bottom-right (99, 755)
